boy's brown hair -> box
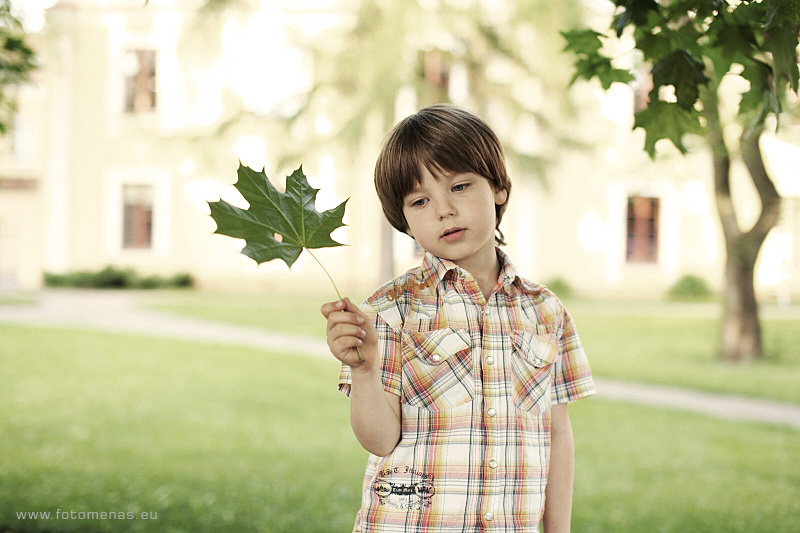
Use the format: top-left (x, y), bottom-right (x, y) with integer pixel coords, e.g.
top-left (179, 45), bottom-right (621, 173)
top-left (374, 104), bottom-right (512, 245)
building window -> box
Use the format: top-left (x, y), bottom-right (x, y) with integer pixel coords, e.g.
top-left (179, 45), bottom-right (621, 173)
top-left (123, 50), bottom-right (157, 113)
top-left (123, 184), bottom-right (153, 249)
top-left (419, 49), bottom-right (450, 104)
top-left (626, 196), bottom-right (659, 263)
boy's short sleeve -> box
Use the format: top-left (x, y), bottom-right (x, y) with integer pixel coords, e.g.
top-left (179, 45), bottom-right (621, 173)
top-left (551, 309), bottom-right (596, 404)
top-left (338, 301), bottom-right (402, 398)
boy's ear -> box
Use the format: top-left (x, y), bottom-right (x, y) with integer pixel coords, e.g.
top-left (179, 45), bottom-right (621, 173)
top-left (494, 188), bottom-right (509, 206)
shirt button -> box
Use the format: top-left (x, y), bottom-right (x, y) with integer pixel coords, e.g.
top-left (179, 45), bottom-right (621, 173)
top-left (489, 460), bottom-right (498, 469)
top-left (485, 356), bottom-right (495, 365)
top-left (484, 512), bottom-right (494, 521)
top-left (432, 354), bottom-right (441, 362)
top-left (487, 408), bottom-right (497, 417)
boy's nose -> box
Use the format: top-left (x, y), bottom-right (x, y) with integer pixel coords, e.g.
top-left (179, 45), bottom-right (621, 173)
top-left (435, 199), bottom-right (457, 219)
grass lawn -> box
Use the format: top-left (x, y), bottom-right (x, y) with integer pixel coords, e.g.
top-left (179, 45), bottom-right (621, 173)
top-left (147, 290), bottom-right (800, 404)
top-left (1, 324), bottom-right (798, 532)
top-left (1, 325), bottom-right (365, 532)
top-left (146, 290), bottom-right (343, 339)
top-left (571, 399), bottom-right (800, 532)
top-left (568, 299), bottom-right (800, 404)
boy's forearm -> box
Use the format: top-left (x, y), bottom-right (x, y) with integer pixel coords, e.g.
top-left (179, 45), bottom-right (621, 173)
top-left (542, 403), bottom-right (574, 533)
top-left (349, 367), bottom-right (401, 456)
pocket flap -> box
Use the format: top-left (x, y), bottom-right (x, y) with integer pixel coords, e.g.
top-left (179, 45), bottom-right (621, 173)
top-left (511, 329), bottom-right (558, 368)
top-left (402, 328), bottom-right (471, 366)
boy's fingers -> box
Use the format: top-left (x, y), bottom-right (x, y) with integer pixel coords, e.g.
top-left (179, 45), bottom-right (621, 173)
top-left (321, 298), bottom-right (363, 320)
top-left (342, 298), bottom-right (378, 343)
top-left (335, 336), bottom-right (363, 351)
top-left (330, 323), bottom-right (366, 340)
top-left (341, 298), bottom-right (369, 322)
top-left (325, 310), bottom-right (364, 333)
top-left (320, 299), bottom-right (346, 319)
top-left (329, 337), bottom-right (364, 362)
top-left (322, 298), bottom-right (375, 364)
top-left (340, 297), bottom-right (358, 314)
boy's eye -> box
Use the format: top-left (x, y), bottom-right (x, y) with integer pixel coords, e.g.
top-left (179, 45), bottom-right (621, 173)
top-left (452, 183), bottom-right (469, 192)
top-left (410, 198), bottom-right (427, 207)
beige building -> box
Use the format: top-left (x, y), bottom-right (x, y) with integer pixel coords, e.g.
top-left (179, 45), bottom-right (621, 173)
top-left (0, 0), bottom-right (798, 301)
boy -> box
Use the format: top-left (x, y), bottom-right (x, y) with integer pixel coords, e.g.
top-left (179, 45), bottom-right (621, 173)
top-left (321, 104), bottom-right (595, 532)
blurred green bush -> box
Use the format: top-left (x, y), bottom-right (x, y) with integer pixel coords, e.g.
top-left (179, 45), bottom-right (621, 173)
top-left (545, 277), bottom-right (573, 298)
top-left (667, 274), bottom-right (714, 300)
top-left (44, 266), bottom-right (194, 289)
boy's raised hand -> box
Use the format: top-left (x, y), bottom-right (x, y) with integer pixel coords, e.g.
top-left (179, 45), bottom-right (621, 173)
top-left (321, 297), bottom-right (378, 370)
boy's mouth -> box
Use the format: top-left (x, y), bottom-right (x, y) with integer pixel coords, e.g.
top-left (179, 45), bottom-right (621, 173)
top-left (441, 227), bottom-right (466, 243)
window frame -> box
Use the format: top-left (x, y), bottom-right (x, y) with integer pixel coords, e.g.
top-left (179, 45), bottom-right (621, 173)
top-left (122, 183), bottom-right (154, 250)
top-left (626, 195), bottom-right (660, 264)
top-left (106, 170), bottom-right (170, 258)
top-left (123, 48), bottom-right (158, 114)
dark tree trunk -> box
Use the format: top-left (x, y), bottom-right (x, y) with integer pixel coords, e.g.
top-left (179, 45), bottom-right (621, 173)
top-left (720, 235), bottom-right (763, 361)
top-left (702, 84), bottom-right (781, 362)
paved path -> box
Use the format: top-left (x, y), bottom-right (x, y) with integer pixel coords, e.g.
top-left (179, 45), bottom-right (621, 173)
top-left (2, 289), bottom-right (799, 430)
top-left (0, 289), bottom-right (326, 358)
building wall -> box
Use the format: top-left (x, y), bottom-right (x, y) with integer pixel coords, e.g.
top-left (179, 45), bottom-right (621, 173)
top-left (1, 0), bottom-right (797, 302)
top-left (0, 52), bottom-right (47, 290)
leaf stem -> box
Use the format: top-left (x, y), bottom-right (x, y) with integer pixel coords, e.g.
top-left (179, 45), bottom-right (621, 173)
top-left (307, 249), bottom-right (364, 362)
top-left (307, 249), bottom-right (342, 300)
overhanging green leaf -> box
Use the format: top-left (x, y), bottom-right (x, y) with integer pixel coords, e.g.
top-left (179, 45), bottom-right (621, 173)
top-left (634, 100), bottom-right (705, 157)
top-left (762, 19), bottom-right (800, 92)
top-left (708, 17), bottom-right (758, 61)
top-left (635, 29), bottom-right (672, 62)
top-left (650, 50), bottom-right (710, 110)
top-left (569, 56), bottom-right (635, 89)
top-left (739, 60), bottom-right (774, 115)
top-left (613, 0), bottom-right (659, 36)
top-left (561, 29), bottom-right (604, 57)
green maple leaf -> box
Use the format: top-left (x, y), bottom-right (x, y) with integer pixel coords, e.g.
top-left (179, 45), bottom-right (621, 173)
top-left (613, 0), bottom-right (659, 36)
top-left (562, 30), bottom-right (636, 89)
top-left (650, 50), bottom-right (709, 111)
top-left (634, 100), bottom-right (705, 157)
top-left (635, 29), bottom-right (671, 63)
top-left (763, 19), bottom-right (800, 93)
top-left (708, 18), bottom-right (757, 61)
top-left (208, 164), bottom-right (362, 361)
top-left (561, 29), bottom-right (604, 57)
top-left (208, 163), bottom-right (348, 269)
top-left (738, 60), bottom-right (782, 135)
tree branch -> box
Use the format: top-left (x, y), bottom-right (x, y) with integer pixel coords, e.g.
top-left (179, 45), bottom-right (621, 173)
top-left (700, 83), bottom-right (739, 242)
top-left (740, 126), bottom-right (781, 245)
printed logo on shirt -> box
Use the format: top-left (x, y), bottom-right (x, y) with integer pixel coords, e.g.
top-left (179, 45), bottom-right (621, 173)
top-left (383, 277), bottom-right (435, 301)
top-left (373, 467), bottom-right (435, 510)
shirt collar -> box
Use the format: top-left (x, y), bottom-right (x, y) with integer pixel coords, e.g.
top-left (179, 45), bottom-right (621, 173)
top-left (420, 247), bottom-right (521, 288)
top-left (496, 248), bottom-right (521, 287)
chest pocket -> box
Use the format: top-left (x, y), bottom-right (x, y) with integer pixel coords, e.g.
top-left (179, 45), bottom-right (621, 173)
top-left (400, 328), bottom-right (474, 413)
top-left (510, 325), bottom-right (559, 415)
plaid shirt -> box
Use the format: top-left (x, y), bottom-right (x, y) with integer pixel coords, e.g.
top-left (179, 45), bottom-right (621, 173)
top-left (338, 249), bottom-right (595, 532)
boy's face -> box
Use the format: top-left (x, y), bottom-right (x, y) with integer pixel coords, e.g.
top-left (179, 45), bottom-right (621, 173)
top-left (402, 165), bottom-right (507, 274)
